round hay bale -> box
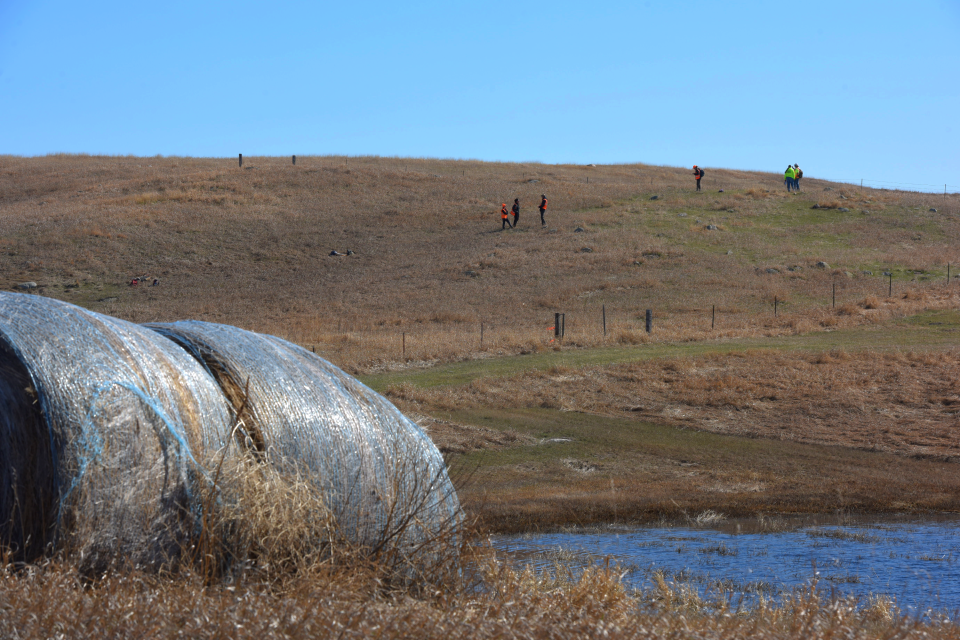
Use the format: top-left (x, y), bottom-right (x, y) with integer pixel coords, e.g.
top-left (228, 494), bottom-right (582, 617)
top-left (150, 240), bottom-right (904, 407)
top-left (0, 293), bottom-right (234, 568)
top-left (146, 321), bottom-right (462, 552)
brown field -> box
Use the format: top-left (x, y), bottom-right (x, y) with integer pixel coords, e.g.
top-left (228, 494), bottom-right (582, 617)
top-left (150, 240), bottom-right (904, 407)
top-left (3, 155), bottom-right (960, 638)
top-left (2, 154), bottom-right (957, 372)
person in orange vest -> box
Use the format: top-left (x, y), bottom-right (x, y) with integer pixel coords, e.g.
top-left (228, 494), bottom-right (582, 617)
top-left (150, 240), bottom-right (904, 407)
top-left (693, 165), bottom-right (704, 191)
top-left (512, 198), bottom-right (520, 227)
top-left (539, 194), bottom-right (548, 226)
top-left (500, 203), bottom-right (512, 229)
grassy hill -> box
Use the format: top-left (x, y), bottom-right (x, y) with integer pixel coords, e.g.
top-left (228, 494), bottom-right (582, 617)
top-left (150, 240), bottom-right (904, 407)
top-left (2, 154), bottom-right (957, 372)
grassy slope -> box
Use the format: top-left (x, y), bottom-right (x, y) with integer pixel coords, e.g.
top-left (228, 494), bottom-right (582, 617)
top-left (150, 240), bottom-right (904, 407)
top-left (1, 154), bottom-right (957, 371)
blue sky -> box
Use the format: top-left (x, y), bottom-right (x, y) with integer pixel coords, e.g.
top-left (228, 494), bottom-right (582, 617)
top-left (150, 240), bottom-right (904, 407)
top-left (1, 0), bottom-right (958, 190)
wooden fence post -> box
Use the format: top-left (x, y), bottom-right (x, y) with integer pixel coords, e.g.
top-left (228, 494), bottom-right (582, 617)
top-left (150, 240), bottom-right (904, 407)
top-left (889, 273), bottom-right (893, 297)
top-left (239, 153), bottom-right (243, 168)
top-left (775, 296), bottom-right (778, 317)
top-left (402, 332), bottom-right (406, 358)
top-left (480, 322), bottom-right (484, 349)
top-left (645, 309), bottom-right (652, 333)
top-left (292, 155), bottom-right (296, 165)
top-left (602, 304), bottom-right (606, 337)
top-left (832, 282), bottom-right (836, 308)
top-left (555, 313), bottom-right (561, 339)
top-left (712, 305), bottom-right (715, 329)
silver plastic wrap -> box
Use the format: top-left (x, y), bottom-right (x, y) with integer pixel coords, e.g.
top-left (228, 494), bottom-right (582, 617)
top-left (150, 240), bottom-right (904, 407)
top-left (146, 321), bottom-right (462, 551)
top-left (0, 292), bottom-right (460, 568)
top-left (0, 292), bottom-right (234, 565)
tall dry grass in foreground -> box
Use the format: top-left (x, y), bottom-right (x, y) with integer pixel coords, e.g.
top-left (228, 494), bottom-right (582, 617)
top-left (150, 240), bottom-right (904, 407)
top-left (1, 548), bottom-right (957, 639)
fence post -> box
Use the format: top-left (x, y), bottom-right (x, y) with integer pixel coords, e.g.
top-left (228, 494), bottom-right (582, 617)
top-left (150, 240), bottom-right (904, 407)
top-left (239, 153), bottom-right (243, 168)
top-left (775, 296), bottom-right (778, 317)
top-left (602, 304), bottom-right (606, 337)
top-left (948, 263), bottom-right (951, 285)
top-left (832, 282), bottom-right (836, 308)
top-left (555, 313), bottom-right (561, 339)
top-left (889, 273), bottom-right (893, 297)
top-left (402, 332), bottom-right (406, 358)
top-left (480, 322), bottom-right (484, 349)
top-left (645, 309), bottom-right (652, 333)
top-left (711, 304), bottom-right (715, 329)
top-left (292, 155), bottom-right (296, 165)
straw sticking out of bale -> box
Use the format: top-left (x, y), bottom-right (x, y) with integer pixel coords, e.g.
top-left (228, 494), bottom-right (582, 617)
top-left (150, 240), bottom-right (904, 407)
top-left (0, 293), bottom-right (460, 576)
top-left (147, 321), bottom-right (462, 554)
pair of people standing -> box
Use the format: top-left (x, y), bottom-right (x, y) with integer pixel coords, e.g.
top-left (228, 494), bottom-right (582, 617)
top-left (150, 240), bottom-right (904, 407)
top-left (784, 164), bottom-right (803, 192)
top-left (500, 195), bottom-right (548, 229)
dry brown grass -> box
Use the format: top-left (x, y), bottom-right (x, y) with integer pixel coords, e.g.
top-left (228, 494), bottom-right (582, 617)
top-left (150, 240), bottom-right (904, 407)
top-left (2, 154), bottom-right (958, 373)
top-left (1, 546), bottom-right (957, 639)
top-left (396, 347), bottom-right (960, 461)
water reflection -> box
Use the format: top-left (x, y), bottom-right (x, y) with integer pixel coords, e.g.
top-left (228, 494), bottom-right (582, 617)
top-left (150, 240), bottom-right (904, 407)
top-left (494, 515), bottom-right (960, 613)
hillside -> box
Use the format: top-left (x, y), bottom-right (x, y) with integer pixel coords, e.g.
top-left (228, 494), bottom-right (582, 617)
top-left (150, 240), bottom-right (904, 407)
top-left (2, 154), bottom-right (957, 373)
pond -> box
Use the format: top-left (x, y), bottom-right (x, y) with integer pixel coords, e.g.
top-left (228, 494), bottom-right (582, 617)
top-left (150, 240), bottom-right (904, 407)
top-left (494, 514), bottom-right (960, 614)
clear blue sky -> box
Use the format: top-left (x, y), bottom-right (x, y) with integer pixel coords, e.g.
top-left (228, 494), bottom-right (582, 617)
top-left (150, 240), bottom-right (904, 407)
top-left (1, 0), bottom-right (958, 190)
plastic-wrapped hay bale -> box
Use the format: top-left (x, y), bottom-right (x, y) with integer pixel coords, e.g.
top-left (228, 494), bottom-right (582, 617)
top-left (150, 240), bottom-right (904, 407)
top-left (0, 293), bottom-right (234, 566)
top-left (146, 321), bottom-right (462, 554)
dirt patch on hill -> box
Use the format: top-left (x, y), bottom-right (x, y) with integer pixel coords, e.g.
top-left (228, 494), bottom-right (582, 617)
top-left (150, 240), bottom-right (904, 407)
top-left (410, 414), bottom-right (533, 455)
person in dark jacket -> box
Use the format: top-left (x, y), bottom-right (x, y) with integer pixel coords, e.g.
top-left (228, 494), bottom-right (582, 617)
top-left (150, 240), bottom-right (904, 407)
top-left (512, 198), bottom-right (520, 227)
top-left (539, 195), bottom-right (548, 226)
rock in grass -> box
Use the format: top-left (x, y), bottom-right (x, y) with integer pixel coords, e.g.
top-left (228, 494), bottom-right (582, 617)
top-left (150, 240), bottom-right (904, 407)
top-left (726, 250), bottom-right (733, 255)
top-left (15, 282), bottom-right (38, 290)
top-left (580, 247), bottom-right (594, 253)
top-left (765, 268), bottom-right (780, 274)
top-left (650, 195), bottom-right (659, 200)
top-left (863, 270), bottom-right (873, 275)
top-left (838, 207), bottom-right (850, 212)
top-left (812, 204), bottom-right (821, 209)
top-left (706, 224), bottom-right (718, 231)
top-left (930, 208), bottom-right (938, 212)
top-left (574, 227), bottom-right (585, 232)
top-left (816, 261), bottom-right (830, 268)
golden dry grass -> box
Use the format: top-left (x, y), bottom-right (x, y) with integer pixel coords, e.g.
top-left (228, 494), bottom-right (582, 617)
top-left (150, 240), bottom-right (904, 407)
top-left (399, 345), bottom-right (960, 461)
top-left (2, 154), bottom-right (958, 373)
top-left (1, 549), bottom-right (957, 639)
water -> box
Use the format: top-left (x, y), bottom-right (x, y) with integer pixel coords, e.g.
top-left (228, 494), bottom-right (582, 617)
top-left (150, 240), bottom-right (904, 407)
top-left (494, 516), bottom-right (960, 614)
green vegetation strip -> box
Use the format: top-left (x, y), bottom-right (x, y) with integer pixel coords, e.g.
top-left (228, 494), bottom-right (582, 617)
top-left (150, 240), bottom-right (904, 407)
top-left (360, 310), bottom-right (960, 392)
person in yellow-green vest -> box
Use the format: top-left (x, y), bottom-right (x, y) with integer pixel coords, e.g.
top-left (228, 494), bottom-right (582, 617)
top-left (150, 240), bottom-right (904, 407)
top-left (784, 165), bottom-right (796, 192)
